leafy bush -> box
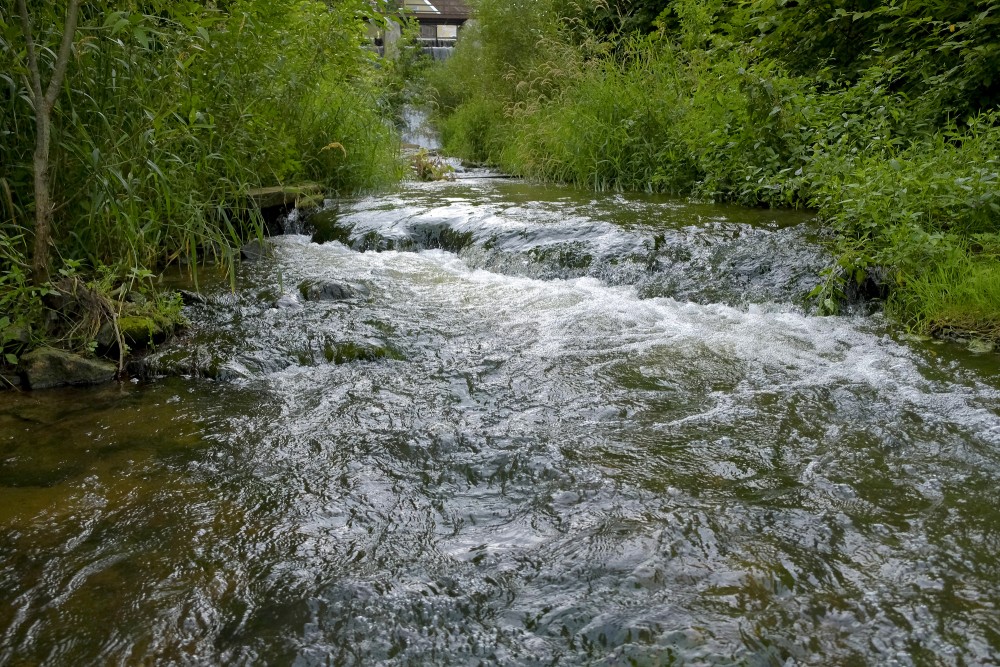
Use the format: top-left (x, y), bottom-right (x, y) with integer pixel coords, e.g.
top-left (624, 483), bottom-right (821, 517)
top-left (810, 114), bottom-right (1000, 330)
top-left (1, 0), bottom-right (404, 357)
top-left (426, 0), bottom-right (1000, 339)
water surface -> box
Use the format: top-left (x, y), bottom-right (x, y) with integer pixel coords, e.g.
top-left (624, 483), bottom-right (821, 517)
top-left (2, 177), bottom-right (999, 665)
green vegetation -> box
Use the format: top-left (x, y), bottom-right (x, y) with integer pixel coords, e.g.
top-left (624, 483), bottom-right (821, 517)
top-left (1, 0), bottom-right (408, 375)
top-left (427, 0), bottom-right (1000, 340)
top-left (410, 148), bottom-right (456, 181)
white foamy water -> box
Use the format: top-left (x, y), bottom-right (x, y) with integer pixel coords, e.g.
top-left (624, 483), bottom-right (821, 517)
top-left (3, 180), bottom-right (999, 666)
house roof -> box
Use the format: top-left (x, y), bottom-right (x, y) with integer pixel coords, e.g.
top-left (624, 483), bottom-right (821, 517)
top-left (402, 0), bottom-right (470, 21)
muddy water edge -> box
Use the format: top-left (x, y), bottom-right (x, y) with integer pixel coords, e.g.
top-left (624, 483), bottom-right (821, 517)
top-left (2, 176), bottom-right (1000, 666)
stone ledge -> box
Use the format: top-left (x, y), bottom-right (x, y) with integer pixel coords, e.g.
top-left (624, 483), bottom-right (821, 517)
top-left (20, 348), bottom-right (117, 390)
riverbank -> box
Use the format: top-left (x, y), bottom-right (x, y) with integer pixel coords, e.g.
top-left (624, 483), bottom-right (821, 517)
top-left (0, 274), bottom-right (187, 390)
top-left (0, 182), bottom-right (349, 390)
top-left (1, 1), bottom-right (410, 387)
top-left (424, 0), bottom-right (1000, 343)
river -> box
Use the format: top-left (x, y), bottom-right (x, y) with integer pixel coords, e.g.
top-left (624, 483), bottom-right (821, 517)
top-left (2, 173), bottom-right (999, 665)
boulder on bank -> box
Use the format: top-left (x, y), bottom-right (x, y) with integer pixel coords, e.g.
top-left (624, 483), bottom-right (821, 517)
top-left (20, 348), bottom-right (116, 390)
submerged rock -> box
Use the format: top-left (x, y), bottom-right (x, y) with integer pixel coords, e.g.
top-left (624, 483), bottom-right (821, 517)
top-left (241, 239), bottom-right (273, 262)
top-left (134, 345), bottom-right (224, 380)
top-left (20, 348), bottom-right (116, 390)
top-left (298, 279), bottom-right (369, 302)
top-left (274, 293), bottom-right (303, 310)
top-left (968, 339), bottom-right (995, 354)
top-left (178, 289), bottom-right (209, 306)
top-left (322, 340), bottom-right (404, 365)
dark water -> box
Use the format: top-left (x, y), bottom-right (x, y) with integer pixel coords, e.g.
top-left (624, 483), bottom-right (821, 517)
top-left (2, 177), bottom-right (1000, 666)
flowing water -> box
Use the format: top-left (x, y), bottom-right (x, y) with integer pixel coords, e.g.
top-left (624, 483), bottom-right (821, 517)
top-left (2, 175), bottom-right (1000, 666)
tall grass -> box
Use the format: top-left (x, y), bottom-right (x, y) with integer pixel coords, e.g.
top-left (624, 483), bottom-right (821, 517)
top-left (810, 114), bottom-right (1000, 332)
top-left (51, 1), bottom-right (398, 269)
top-left (426, 0), bottom-right (1000, 340)
top-left (0, 0), bottom-right (404, 355)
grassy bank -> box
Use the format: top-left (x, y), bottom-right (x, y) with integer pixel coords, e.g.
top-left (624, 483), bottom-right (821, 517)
top-left (1, 0), bottom-right (409, 376)
top-left (426, 0), bottom-right (1000, 340)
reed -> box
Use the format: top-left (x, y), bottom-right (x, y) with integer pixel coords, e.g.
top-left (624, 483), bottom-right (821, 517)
top-left (425, 0), bottom-right (1000, 340)
top-left (0, 0), bottom-right (404, 359)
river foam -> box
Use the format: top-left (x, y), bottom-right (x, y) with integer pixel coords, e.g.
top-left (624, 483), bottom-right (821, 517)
top-left (3, 180), bottom-right (999, 665)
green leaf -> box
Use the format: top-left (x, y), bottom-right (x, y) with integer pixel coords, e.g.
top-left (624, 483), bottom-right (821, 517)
top-left (133, 27), bottom-right (150, 50)
top-left (146, 159), bottom-right (166, 181)
top-left (104, 11), bottom-right (126, 30)
top-left (5, 354), bottom-right (17, 366)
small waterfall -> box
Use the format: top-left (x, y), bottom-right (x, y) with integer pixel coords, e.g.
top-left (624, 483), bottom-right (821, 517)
top-left (422, 46), bottom-right (454, 61)
top-left (400, 105), bottom-right (441, 150)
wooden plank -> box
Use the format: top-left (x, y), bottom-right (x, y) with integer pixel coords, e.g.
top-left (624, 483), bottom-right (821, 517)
top-left (246, 183), bottom-right (323, 210)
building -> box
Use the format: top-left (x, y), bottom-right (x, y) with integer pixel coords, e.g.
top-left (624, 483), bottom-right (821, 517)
top-left (401, 0), bottom-right (471, 46)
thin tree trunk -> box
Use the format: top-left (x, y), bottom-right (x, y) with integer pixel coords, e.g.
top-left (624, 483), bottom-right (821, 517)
top-left (31, 113), bottom-right (53, 284)
top-left (16, 0), bottom-right (82, 284)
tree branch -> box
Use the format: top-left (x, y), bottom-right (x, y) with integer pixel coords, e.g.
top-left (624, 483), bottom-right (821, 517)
top-left (15, 0), bottom-right (44, 106)
top-left (43, 0), bottom-right (82, 112)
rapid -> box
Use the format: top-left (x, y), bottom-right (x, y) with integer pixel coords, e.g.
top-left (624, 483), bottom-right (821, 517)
top-left (2, 168), bottom-right (999, 665)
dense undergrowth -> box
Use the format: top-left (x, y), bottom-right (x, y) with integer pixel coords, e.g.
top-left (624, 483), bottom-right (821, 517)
top-left (426, 0), bottom-right (1000, 340)
top-left (1, 0), bottom-right (411, 372)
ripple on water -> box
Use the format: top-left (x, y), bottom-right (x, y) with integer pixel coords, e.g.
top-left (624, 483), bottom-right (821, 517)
top-left (2, 180), bottom-right (1000, 665)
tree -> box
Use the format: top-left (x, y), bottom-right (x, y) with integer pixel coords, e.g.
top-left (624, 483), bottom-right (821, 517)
top-left (15, 0), bottom-right (81, 284)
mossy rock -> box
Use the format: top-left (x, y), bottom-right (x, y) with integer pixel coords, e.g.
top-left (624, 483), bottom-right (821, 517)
top-left (2, 323), bottom-right (31, 347)
top-left (20, 348), bottom-right (116, 390)
top-left (118, 316), bottom-right (164, 348)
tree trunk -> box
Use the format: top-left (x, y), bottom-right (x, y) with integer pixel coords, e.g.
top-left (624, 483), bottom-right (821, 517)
top-left (16, 0), bottom-right (82, 285)
top-left (31, 111), bottom-right (53, 284)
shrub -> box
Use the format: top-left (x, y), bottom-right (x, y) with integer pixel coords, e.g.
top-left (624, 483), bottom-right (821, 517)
top-left (0, 0), bottom-right (403, 355)
top-left (425, 0), bottom-right (1000, 339)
